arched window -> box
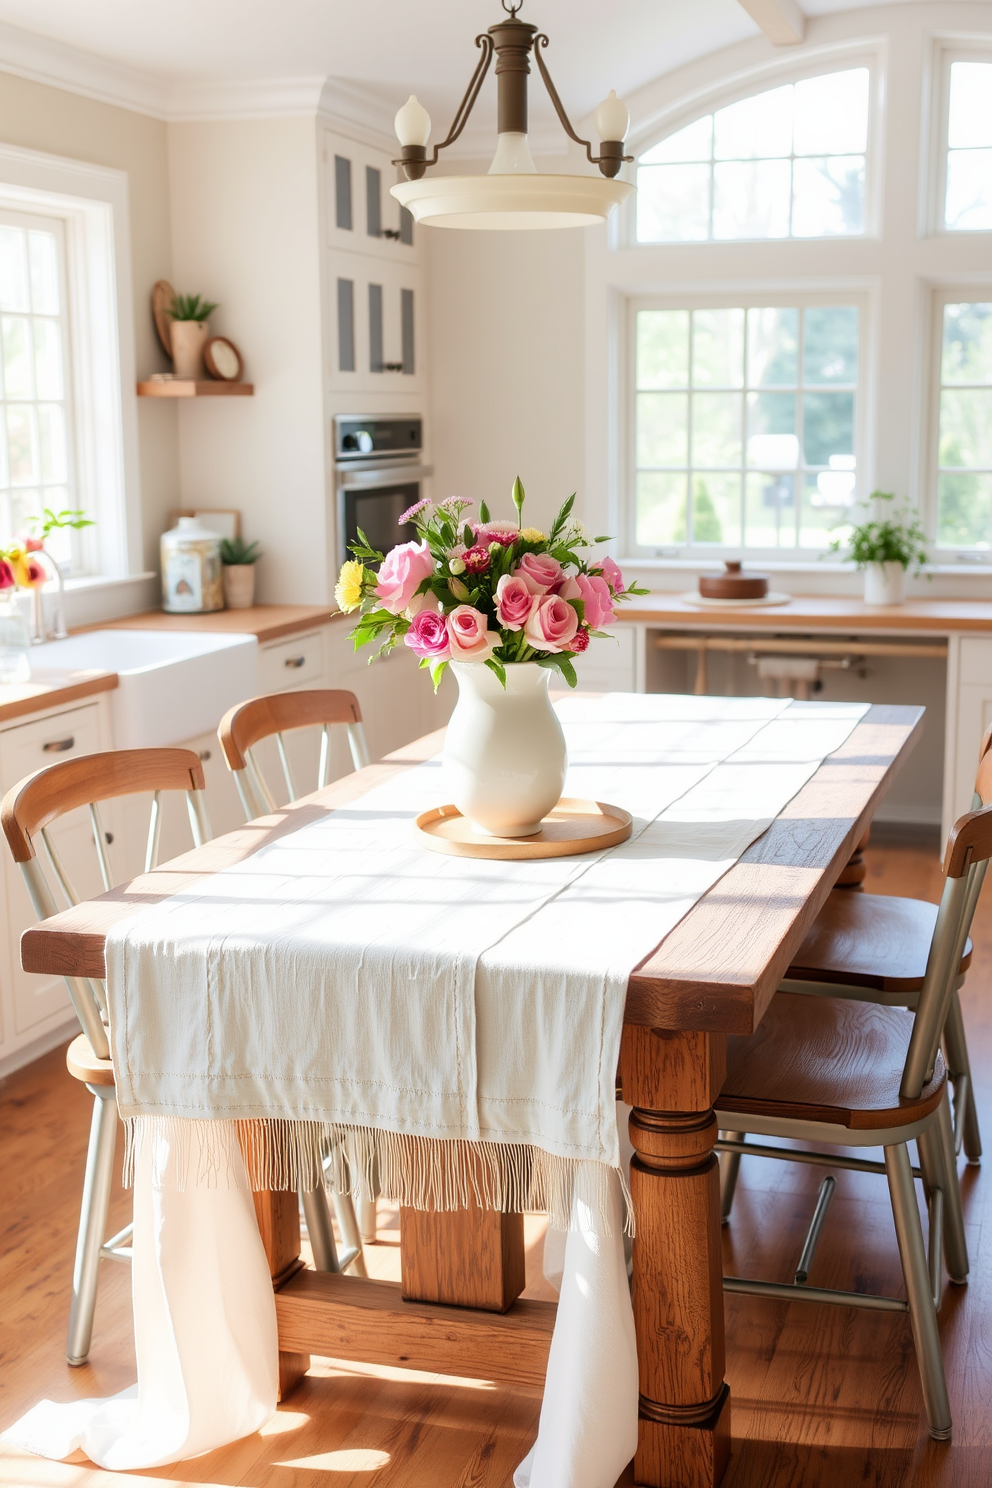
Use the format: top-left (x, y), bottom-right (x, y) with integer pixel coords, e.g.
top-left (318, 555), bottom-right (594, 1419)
top-left (636, 68), bottom-right (870, 244)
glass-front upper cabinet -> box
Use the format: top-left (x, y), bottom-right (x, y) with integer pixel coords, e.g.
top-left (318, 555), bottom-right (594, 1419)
top-left (323, 128), bottom-right (418, 263)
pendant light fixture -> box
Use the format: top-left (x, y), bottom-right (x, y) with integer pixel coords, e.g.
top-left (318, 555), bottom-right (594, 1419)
top-left (390, 0), bottom-right (634, 230)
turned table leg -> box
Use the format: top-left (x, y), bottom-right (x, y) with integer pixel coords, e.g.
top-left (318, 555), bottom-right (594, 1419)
top-left (620, 1025), bottom-right (731, 1488)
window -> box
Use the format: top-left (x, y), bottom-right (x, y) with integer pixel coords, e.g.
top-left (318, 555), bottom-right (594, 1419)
top-left (944, 62), bottom-right (992, 232)
top-left (935, 302), bottom-right (992, 551)
top-left (632, 302), bottom-right (860, 553)
top-left (0, 210), bottom-right (75, 563)
top-left (636, 68), bottom-right (870, 244)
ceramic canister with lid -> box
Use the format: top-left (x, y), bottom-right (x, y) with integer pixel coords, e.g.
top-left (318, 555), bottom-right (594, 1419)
top-left (160, 516), bottom-right (224, 613)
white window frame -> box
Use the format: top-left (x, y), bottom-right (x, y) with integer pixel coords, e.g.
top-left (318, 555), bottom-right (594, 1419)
top-left (925, 40), bottom-right (992, 239)
top-left (624, 44), bottom-right (885, 250)
top-left (0, 145), bottom-right (139, 581)
top-left (925, 285), bottom-right (992, 560)
top-left (621, 287), bottom-right (873, 561)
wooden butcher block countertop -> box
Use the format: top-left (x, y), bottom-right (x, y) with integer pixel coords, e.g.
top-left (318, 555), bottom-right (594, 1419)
top-left (92, 603), bottom-right (342, 643)
top-left (618, 593), bottom-right (992, 634)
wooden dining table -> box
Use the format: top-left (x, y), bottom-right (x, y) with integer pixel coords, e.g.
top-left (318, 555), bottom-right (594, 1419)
top-left (19, 700), bottom-right (923, 1488)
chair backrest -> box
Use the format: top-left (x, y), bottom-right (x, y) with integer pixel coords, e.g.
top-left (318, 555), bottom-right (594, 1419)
top-left (217, 689), bottom-right (370, 820)
top-left (973, 724), bottom-right (992, 809)
top-left (902, 749), bottom-right (992, 1101)
top-left (0, 748), bottom-right (210, 1061)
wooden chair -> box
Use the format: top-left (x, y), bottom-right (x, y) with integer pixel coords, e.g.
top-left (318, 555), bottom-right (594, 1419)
top-left (0, 749), bottom-right (212, 1366)
top-left (714, 758), bottom-right (992, 1440)
top-left (217, 689), bottom-right (375, 1262)
top-left (217, 688), bottom-right (370, 820)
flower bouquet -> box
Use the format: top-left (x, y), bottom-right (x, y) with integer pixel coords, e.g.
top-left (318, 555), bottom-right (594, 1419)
top-left (335, 479), bottom-right (646, 838)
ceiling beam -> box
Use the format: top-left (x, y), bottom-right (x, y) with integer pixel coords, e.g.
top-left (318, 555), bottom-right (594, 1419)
top-left (737, 0), bottom-right (806, 47)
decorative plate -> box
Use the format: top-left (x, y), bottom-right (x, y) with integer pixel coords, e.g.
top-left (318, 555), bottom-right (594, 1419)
top-left (204, 336), bottom-right (244, 382)
top-left (152, 280), bottom-right (176, 359)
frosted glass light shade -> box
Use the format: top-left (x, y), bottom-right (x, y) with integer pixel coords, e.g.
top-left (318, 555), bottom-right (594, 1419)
top-left (489, 132), bottom-right (537, 175)
top-left (395, 95), bottom-right (431, 148)
top-left (595, 90), bottom-right (629, 143)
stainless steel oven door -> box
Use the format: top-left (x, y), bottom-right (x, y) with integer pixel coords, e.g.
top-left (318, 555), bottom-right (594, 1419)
top-left (336, 462), bottom-right (432, 567)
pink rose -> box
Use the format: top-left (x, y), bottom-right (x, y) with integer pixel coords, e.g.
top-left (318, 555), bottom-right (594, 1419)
top-left (375, 539), bottom-right (434, 615)
top-left (404, 605), bottom-right (450, 660)
top-left (524, 595), bottom-right (579, 654)
top-left (515, 551), bottom-right (563, 595)
top-left (0, 559), bottom-right (13, 590)
top-left (599, 556), bottom-right (625, 596)
top-left (447, 604), bottom-right (495, 661)
top-left (558, 573), bottom-right (615, 630)
top-left (494, 573), bottom-right (534, 631)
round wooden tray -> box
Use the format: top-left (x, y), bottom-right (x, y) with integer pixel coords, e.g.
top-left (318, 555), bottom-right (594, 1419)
top-left (415, 799), bottom-right (633, 860)
top-left (680, 590), bottom-right (791, 609)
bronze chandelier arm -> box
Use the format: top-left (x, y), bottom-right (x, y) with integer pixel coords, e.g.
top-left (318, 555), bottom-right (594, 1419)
top-left (533, 34), bottom-right (633, 176)
top-left (394, 34), bottom-right (494, 176)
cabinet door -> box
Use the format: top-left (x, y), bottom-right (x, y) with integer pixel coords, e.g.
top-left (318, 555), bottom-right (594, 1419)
top-left (327, 253), bottom-right (425, 393)
top-left (573, 627), bottom-right (637, 693)
top-left (323, 129), bottom-right (419, 264)
top-left (0, 705), bottom-right (105, 1035)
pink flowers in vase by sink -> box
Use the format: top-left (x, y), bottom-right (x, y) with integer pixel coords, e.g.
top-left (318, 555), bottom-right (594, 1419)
top-left (334, 477), bottom-right (646, 690)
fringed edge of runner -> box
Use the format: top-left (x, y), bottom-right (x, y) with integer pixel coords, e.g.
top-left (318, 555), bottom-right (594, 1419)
top-left (122, 1115), bottom-right (633, 1236)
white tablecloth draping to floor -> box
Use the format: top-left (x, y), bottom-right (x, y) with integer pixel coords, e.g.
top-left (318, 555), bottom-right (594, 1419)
top-left (4, 694), bottom-right (869, 1486)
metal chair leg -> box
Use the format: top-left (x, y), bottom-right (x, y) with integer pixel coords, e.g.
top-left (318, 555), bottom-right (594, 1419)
top-left (300, 1182), bottom-right (341, 1273)
top-left (331, 1190), bottom-right (368, 1277)
top-left (943, 990), bottom-right (982, 1163)
top-left (884, 1142), bottom-right (952, 1440)
top-left (358, 1195), bottom-right (378, 1244)
top-left (934, 1092), bottom-right (970, 1284)
top-left (719, 1132), bottom-right (745, 1222)
top-left (66, 1086), bottom-right (118, 1366)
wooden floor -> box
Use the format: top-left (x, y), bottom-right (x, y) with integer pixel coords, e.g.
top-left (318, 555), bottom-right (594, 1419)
top-left (1, 830), bottom-right (990, 1487)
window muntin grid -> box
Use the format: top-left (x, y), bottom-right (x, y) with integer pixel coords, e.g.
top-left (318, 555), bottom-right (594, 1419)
top-left (636, 68), bottom-right (870, 244)
top-left (632, 304), bottom-right (860, 553)
top-left (0, 212), bottom-right (74, 564)
top-left (944, 62), bottom-right (992, 233)
top-left (936, 302), bottom-right (992, 551)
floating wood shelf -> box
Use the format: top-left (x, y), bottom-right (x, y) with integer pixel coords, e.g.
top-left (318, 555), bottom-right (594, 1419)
top-left (137, 380), bottom-right (254, 398)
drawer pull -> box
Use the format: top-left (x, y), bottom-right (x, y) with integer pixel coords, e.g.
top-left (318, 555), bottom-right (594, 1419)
top-left (42, 736), bottom-right (75, 753)
top-left (284, 656), bottom-right (306, 669)
top-left (198, 749), bottom-right (212, 762)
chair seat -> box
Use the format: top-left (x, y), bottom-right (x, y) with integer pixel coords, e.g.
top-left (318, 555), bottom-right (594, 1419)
top-left (66, 1032), bottom-right (115, 1086)
top-left (786, 890), bottom-right (973, 994)
top-left (718, 993), bottom-right (946, 1130)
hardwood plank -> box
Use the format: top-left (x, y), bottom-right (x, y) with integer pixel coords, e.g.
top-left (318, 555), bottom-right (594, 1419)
top-left (274, 1271), bottom-right (556, 1389)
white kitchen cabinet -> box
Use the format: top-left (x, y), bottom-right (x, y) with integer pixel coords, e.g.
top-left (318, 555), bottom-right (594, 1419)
top-left (944, 634), bottom-right (992, 841)
top-left (0, 697), bottom-right (112, 1071)
top-left (573, 627), bottom-right (638, 693)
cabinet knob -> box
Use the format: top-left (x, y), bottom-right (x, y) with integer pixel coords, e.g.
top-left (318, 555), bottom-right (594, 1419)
top-left (285, 656), bottom-right (306, 669)
top-left (42, 736), bottom-right (75, 753)
top-left (198, 749), bottom-right (212, 762)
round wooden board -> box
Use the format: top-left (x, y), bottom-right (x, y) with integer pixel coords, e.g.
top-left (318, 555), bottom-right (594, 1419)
top-left (152, 280), bottom-right (176, 359)
top-left (415, 798), bottom-right (633, 860)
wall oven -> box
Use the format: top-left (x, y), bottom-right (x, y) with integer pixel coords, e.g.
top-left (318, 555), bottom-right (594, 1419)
top-left (334, 414), bottom-right (430, 567)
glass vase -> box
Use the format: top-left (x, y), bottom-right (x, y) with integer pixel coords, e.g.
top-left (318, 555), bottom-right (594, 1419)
top-left (0, 593), bottom-right (32, 683)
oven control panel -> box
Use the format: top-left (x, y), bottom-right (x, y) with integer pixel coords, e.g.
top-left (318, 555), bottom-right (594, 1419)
top-left (335, 415), bottom-right (423, 462)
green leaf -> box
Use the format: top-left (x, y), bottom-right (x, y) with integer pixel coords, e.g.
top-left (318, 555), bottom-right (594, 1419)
top-left (169, 292), bottom-right (219, 322)
top-left (429, 659), bottom-right (448, 692)
top-left (484, 656), bottom-right (507, 689)
top-left (479, 500), bottom-right (491, 523)
top-left (462, 523), bottom-right (474, 548)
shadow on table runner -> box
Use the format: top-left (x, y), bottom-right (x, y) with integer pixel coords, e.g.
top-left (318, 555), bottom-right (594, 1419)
top-left (122, 1115), bottom-right (632, 1235)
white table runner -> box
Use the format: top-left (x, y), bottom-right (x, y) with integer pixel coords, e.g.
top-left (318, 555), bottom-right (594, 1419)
top-left (106, 694), bottom-right (867, 1231)
top-left (6, 693), bottom-right (870, 1484)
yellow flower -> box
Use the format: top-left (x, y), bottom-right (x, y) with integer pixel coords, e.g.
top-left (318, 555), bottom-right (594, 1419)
top-left (519, 527), bottom-right (546, 543)
top-left (334, 559), bottom-right (365, 613)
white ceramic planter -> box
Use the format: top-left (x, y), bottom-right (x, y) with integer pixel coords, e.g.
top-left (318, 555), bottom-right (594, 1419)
top-left (222, 564), bottom-right (256, 609)
top-left (444, 661), bottom-right (567, 837)
top-left (170, 320), bottom-right (210, 380)
top-left (863, 561), bottom-right (906, 605)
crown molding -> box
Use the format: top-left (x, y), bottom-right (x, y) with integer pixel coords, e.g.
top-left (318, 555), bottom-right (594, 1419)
top-left (170, 75), bottom-right (329, 122)
top-left (0, 17), bottom-right (170, 117)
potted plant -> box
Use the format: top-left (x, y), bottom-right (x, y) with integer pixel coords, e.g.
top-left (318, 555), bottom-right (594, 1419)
top-left (828, 491), bottom-right (928, 605)
top-left (334, 478), bottom-right (646, 838)
top-left (169, 293), bottom-right (219, 380)
top-left (220, 536), bottom-right (261, 609)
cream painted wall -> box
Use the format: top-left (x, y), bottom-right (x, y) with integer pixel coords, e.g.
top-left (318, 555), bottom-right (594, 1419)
top-left (427, 179), bottom-right (587, 536)
top-left (168, 117), bottom-right (328, 604)
top-left (0, 71), bottom-right (176, 577)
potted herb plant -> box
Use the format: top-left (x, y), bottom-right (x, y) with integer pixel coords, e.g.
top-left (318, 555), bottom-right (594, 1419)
top-left (169, 293), bottom-right (219, 380)
top-left (220, 536), bottom-right (261, 609)
top-left (829, 491), bottom-right (928, 605)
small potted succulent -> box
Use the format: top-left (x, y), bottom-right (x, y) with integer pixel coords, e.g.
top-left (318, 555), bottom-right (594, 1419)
top-left (220, 535), bottom-right (261, 609)
top-left (169, 293), bottom-right (219, 380)
top-left (828, 491), bottom-right (928, 605)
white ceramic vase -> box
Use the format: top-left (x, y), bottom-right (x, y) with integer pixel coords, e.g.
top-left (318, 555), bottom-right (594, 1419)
top-left (863, 561), bottom-right (906, 605)
top-left (444, 660), bottom-right (567, 837)
top-left (170, 320), bottom-right (210, 380)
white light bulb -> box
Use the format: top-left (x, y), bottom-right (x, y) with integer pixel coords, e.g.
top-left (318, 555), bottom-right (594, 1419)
top-left (594, 90), bottom-right (629, 143)
top-left (394, 95), bottom-right (432, 148)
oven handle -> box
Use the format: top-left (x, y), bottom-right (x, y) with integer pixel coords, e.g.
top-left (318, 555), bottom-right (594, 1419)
top-left (336, 463), bottom-right (432, 491)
